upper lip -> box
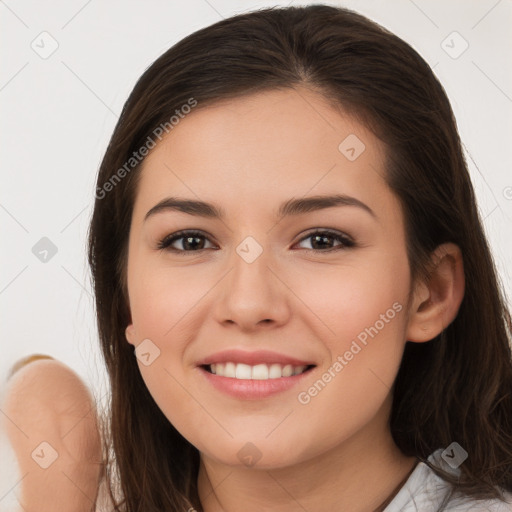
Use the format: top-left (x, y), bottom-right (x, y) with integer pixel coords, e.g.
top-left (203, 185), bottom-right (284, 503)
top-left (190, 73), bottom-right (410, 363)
top-left (196, 349), bottom-right (316, 367)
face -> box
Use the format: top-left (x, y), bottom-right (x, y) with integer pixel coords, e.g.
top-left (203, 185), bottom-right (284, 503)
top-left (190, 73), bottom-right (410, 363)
top-left (124, 87), bottom-right (413, 469)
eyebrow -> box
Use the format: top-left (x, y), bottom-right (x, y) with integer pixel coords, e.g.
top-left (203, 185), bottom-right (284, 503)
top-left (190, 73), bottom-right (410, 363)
top-left (144, 194), bottom-right (376, 222)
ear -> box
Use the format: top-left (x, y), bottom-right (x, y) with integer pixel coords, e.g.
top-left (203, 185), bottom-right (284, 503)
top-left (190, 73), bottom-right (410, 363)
top-left (125, 323), bottom-right (137, 347)
top-left (406, 242), bottom-right (465, 343)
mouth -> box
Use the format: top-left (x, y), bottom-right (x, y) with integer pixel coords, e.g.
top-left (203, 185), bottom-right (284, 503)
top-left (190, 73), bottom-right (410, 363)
top-left (199, 363), bottom-right (316, 400)
top-left (202, 362), bottom-right (315, 380)
top-left (196, 349), bottom-right (317, 399)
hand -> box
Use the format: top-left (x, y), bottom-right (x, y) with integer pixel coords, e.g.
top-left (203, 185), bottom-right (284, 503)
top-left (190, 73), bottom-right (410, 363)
top-left (1, 356), bottom-right (103, 512)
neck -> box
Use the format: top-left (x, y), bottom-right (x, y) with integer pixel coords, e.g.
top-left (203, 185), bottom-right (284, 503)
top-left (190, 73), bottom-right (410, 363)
top-left (197, 395), bottom-right (418, 512)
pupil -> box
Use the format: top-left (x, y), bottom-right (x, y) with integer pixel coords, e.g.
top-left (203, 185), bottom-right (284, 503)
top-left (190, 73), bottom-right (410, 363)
top-left (184, 236), bottom-right (203, 250)
top-left (312, 235), bottom-right (332, 249)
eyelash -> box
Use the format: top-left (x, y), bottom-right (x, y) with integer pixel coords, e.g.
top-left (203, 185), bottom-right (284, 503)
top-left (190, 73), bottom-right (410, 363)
top-left (156, 229), bottom-right (356, 254)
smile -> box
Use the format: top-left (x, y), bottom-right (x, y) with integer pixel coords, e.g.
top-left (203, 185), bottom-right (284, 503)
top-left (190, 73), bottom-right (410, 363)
top-left (205, 362), bottom-right (313, 380)
top-left (196, 349), bottom-right (317, 399)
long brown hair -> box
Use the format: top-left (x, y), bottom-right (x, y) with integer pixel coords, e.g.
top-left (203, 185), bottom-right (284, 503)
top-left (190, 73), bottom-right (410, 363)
top-left (87, 5), bottom-right (512, 510)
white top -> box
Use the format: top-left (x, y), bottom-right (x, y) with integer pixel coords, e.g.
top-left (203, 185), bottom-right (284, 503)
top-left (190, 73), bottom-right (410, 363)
top-left (384, 449), bottom-right (512, 511)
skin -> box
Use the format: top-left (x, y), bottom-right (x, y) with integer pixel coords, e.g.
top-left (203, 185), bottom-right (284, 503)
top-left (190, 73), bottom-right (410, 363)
top-left (1, 86), bottom-right (464, 511)
top-left (1, 358), bottom-right (103, 512)
top-left (123, 86), bottom-right (465, 511)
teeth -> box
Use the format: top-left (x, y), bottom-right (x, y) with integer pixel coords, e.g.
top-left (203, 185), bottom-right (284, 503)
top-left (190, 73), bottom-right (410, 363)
top-left (282, 364), bottom-right (293, 377)
top-left (269, 363), bottom-right (282, 378)
top-left (293, 365), bottom-right (306, 375)
top-left (235, 363), bottom-right (252, 379)
top-left (252, 364), bottom-right (268, 380)
top-left (224, 362), bottom-right (236, 378)
top-left (209, 362), bottom-right (309, 380)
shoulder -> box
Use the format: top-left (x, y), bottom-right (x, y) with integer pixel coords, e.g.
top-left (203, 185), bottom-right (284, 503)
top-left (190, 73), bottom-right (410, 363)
top-left (384, 449), bottom-right (512, 512)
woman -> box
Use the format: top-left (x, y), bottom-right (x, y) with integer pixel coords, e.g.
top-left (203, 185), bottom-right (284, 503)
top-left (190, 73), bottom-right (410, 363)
top-left (3, 4), bottom-right (512, 511)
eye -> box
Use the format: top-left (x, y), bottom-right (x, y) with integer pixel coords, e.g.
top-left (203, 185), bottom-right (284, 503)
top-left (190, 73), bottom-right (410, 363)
top-left (294, 230), bottom-right (355, 252)
top-left (157, 230), bottom-right (215, 253)
top-left (157, 229), bottom-right (355, 254)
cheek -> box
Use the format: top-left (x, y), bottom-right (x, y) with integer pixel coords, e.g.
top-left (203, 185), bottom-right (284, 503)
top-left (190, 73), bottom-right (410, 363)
top-left (289, 268), bottom-right (408, 447)
top-left (127, 262), bottom-right (216, 407)
top-left (127, 264), bottom-right (207, 431)
top-left (128, 260), bottom-right (211, 341)
top-left (290, 254), bottom-right (410, 416)
top-left (293, 254), bottom-right (409, 344)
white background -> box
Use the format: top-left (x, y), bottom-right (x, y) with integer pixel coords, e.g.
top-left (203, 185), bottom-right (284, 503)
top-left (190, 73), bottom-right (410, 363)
top-left (1, 0), bottom-right (511, 405)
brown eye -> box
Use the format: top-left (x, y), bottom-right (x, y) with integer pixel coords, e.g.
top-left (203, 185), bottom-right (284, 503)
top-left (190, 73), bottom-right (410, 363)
top-left (157, 230), bottom-right (215, 252)
top-left (296, 230), bottom-right (355, 251)
top-left (157, 229), bottom-right (355, 254)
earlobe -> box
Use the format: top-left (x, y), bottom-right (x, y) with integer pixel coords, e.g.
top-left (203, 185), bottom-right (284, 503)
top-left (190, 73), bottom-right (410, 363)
top-left (406, 243), bottom-right (465, 343)
top-left (125, 324), bottom-right (137, 346)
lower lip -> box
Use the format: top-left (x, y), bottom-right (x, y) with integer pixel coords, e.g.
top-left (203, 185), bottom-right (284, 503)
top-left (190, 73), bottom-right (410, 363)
top-left (198, 366), bottom-right (314, 400)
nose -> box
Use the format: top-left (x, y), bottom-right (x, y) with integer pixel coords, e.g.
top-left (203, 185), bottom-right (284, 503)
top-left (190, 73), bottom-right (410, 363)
top-left (213, 244), bottom-right (291, 332)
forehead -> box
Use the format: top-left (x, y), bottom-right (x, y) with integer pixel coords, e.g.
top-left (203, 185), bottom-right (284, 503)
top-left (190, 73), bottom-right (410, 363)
top-left (132, 87), bottom-right (393, 222)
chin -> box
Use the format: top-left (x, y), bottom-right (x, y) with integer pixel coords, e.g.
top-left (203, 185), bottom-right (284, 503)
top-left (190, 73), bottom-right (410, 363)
top-left (196, 435), bottom-right (311, 470)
